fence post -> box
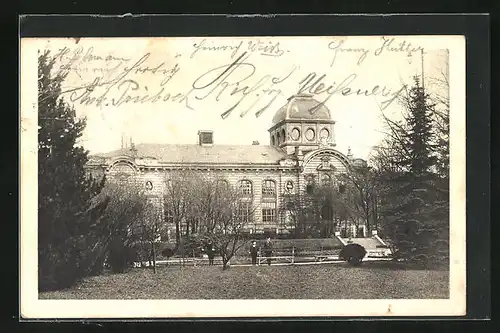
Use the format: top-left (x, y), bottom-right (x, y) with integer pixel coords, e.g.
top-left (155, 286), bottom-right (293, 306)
top-left (152, 242), bottom-right (157, 274)
top-left (258, 247), bottom-right (261, 266)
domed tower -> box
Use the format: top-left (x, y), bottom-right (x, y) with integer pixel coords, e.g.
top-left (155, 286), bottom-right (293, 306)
top-left (268, 94), bottom-right (336, 155)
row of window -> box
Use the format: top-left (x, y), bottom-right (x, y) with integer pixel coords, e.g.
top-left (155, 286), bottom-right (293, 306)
top-left (164, 201), bottom-right (277, 223)
top-left (239, 179), bottom-right (277, 196)
top-left (152, 175), bottom-right (340, 195)
top-left (271, 127), bottom-right (331, 146)
top-left (153, 176), bottom-right (339, 195)
top-left (305, 174), bottom-right (346, 195)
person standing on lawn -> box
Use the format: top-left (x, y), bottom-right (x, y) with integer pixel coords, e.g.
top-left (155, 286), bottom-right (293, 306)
top-left (263, 237), bottom-right (273, 266)
top-left (249, 241), bottom-right (259, 265)
top-left (206, 241), bottom-right (215, 266)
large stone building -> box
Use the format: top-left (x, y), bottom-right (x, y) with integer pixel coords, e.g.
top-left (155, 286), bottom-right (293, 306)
top-left (86, 94), bottom-right (368, 238)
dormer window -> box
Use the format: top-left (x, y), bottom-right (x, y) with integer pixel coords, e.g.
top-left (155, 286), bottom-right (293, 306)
top-left (198, 130), bottom-right (213, 146)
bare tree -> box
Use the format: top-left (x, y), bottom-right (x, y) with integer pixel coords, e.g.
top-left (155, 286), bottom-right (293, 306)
top-left (190, 174), bottom-right (230, 234)
top-left (134, 195), bottom-right (164, 272)
top-left (198, 178), bottom-right (256, 270)
top-left (427, 55), bottom-right (450, 178)
top-left (163, 169), bottom-right (199, 248)
top-left (279, 179), bottom-right (361, 238)
top-left (338, 166), bottom-right (381, 235)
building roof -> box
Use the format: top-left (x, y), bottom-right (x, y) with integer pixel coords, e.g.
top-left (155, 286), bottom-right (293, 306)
top-left (90, 143), bottom-right (288, 165)
top-left (271, 94), bottom-right (332, 126)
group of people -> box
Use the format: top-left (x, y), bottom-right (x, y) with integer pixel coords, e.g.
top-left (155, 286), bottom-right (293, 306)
top-left (203, 238), bottom-right (274, 266)
top-left (250, 238), bottom-right (273, 266)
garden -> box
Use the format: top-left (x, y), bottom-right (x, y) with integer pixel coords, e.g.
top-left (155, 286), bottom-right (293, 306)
top-left (39, 261), bottom-right (449, 300)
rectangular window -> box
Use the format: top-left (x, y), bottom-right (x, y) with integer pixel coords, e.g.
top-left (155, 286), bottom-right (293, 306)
top-left (237, 202), bottom-right (252, 223)
top-left (165, 210), bottom-right (174, 223)
top-left (262, 202), bottom-right (277, 223)
top-left (262, 209), bottom-right (276, 223)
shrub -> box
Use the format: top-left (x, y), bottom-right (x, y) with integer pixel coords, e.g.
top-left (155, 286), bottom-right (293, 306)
top-left (161, 248), bottom-right (175, 258)
top-left (38, 243), bottom-right (82, 291)
top-left (339, 243), bottom-right (367, 266)
top-left (182, 235), bottom-right (212, 257)
top-left (107, 238), bottom-right (137, 273)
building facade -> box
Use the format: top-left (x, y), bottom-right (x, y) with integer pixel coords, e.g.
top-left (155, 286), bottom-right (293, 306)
top-left (86, 94), bottom-right (369, 238)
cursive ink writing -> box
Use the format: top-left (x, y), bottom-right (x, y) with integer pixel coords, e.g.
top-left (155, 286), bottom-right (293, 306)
top-left (298, 71), bottom-right (406, 114)
top-left (190, 39), bottom-right (288, 59)
top-left (247, 40), bottom-right (286, 57)
top-left (56, 52), bottom-right (184, 109)
top-left (190, 39), bottom-right (244, 59)
top-left (327, 37), bottom-right (424, 67)
top-left (50, 46), bottom-right (133, 85)
top-left (328, 40), bottom-right (369, 67)
top-left (186, 52), bottom-right (297, 119)
top-left (375, 37), bottom-right (424, 57)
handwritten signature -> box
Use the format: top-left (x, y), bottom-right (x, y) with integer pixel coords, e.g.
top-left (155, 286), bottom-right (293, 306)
top-left (185, 52), bottom-right (297, 118)
top-left (328, 37), bottom-right (424, 67)
top-left (49, 43), bottom-right (408, 119)
top-left (190, 39), bottom-right (288, 59)
top-left (54, 52), bottom-right (184, 109)
top-left (298, 71), bottom-right (406, 114)
top-left (328, 40), bottom-right (369, 66)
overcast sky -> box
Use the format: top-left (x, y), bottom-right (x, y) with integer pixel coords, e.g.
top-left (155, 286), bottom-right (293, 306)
top-left (38, 36), bottom-right (450, 160)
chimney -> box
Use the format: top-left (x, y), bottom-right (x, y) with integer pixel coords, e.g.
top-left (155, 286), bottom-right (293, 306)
top-left (198, 130), bottom-right (214, 146)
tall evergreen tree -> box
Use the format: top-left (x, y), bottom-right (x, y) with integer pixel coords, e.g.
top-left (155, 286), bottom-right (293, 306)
top-left (38, 50), bottom-right (105, 291)
top-left (378, 77), bottom-right (448, 264)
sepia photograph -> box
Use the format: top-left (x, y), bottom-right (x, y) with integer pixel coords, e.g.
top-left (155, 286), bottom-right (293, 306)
top-left (20, 34), bottom-right (466, 318)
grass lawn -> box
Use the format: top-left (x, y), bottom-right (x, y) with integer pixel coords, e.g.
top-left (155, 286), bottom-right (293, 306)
top-left (39, 262), bottom-right (449, 300)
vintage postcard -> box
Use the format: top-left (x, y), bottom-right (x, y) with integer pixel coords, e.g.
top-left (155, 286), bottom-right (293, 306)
top-left (20, 35), bottom-right (466, 318)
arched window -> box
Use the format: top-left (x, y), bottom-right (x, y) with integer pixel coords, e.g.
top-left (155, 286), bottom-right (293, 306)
top-left (305, 175), bottom-right (315, 195)
top-left (276, 132), bottom-right (281, 145)
top-left (281, 128), bottom-right (286, 142)
top-left (239, 180), bottom-right (253, 196)
top-left (271, 135), bottom-right (276, 146)
top-left (262, 180), bottom-right (276, 196)
top-left (216, 179), bottom-right (229, 191)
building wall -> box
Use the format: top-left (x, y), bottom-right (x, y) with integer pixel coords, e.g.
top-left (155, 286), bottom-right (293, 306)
top-left (101, 163), bottom-right (301, 234)
top-left (88, 147), bottom-right (360, 236)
